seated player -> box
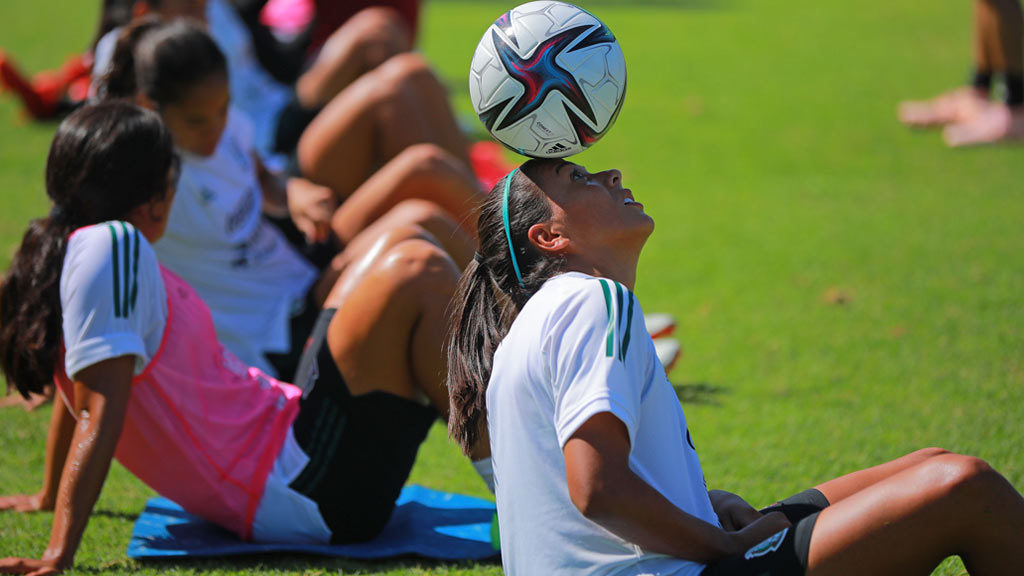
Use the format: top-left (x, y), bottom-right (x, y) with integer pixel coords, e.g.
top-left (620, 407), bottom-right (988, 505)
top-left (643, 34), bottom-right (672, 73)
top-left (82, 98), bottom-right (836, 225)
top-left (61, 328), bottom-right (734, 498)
top-left (446, 160), bottom-right (1024, 575)
top-left (0, 100), bottom-right (484, 574)
top-left (98, 18), bottom-right (479, 378)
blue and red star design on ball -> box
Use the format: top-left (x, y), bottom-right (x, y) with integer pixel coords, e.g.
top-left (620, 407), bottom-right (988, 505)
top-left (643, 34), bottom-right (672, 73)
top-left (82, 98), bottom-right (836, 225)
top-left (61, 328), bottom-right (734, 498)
top-left (485, 21), bottom-right (617, 135)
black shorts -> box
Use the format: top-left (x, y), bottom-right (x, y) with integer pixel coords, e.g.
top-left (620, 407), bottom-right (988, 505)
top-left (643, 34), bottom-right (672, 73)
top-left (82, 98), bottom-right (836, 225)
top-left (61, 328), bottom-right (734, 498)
top-left (701, 488), bottom-right (830, 576)
top-left (273, 93), bottom-right (321, 156)
top-left (288, 308), bottom-right (438, 544)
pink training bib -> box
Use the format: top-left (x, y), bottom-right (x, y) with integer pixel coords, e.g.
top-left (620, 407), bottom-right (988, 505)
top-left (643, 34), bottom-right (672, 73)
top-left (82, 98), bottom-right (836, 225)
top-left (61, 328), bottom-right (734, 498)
top-left (56, 265), bottom-right (301, 540)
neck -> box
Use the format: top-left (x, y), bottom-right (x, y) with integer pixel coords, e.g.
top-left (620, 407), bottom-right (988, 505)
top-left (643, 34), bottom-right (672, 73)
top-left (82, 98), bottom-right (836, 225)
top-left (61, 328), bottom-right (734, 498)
top-left (564, 252), bottom-right (639, 291)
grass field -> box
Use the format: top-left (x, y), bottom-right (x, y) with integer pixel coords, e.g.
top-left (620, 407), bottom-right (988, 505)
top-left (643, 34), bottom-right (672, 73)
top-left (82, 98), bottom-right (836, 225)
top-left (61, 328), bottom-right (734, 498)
top-left (1, 0), bottom-right (1022, 574)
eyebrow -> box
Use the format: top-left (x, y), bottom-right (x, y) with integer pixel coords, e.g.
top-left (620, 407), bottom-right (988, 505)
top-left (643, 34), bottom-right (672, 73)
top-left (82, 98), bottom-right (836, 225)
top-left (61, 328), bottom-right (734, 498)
top-left (555, 161), bottom-right (573, 175)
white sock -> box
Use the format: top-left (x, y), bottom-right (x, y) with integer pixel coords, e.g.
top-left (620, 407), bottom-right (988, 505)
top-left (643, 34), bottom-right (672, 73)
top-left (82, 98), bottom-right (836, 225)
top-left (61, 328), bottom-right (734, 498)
top-left (472, 457), bottom-right (495, 494)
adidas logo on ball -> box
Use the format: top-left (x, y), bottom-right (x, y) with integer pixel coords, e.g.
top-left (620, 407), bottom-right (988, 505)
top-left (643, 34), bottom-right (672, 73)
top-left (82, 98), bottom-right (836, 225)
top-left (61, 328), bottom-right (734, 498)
top-left (546, 143), bottom-right (569, 154)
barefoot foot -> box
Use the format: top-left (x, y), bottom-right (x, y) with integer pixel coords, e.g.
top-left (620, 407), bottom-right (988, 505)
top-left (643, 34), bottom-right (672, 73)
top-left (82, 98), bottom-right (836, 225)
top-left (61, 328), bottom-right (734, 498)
top-left (899, 87), bottom-right (988, 128)
top-left (943, 103), bottom-right (1024, 146)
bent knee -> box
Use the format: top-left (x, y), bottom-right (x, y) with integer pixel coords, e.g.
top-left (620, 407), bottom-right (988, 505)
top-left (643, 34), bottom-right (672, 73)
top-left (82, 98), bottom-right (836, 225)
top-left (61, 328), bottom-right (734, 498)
top-left (377, 238), bottom-right (457, 287)
top-left (384, 198), bottom-right (452, 227)
top-left (348, 7), bottom-right (409, 40)
top-left (375, 52), bottom-right (432, 85)
top-left (921, 454), bottom-right (997, 497)
top-left (910, 447), bottom-right (953, 461)
top-left (395, 143), bottom-right (461, 175)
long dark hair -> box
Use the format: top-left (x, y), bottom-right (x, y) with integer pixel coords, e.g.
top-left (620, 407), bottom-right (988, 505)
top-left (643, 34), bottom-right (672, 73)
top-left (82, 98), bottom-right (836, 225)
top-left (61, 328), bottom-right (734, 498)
top-left (91, 0), bottom-right (135, 51)
top-left (447, 159), bottom-right (568, 454)
top-left (0, 101), bottom-right (175, 396)
top-left (98, 16), bottom-right (227, 106)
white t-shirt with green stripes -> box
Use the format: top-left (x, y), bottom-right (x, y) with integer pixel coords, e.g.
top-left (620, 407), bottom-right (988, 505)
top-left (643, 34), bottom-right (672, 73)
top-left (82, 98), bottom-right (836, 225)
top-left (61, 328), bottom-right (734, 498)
top-left (60, 222), bottom-right (167, 379)
top-left (487, 271), bottom-right (718, 576)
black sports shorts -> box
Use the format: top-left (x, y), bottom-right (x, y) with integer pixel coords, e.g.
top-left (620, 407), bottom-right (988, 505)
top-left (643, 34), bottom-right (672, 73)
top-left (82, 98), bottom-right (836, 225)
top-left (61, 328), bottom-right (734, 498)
top-left (700, 488), bottom-right (830, 576)
top-left (288, 308), bottom-right (437, 543)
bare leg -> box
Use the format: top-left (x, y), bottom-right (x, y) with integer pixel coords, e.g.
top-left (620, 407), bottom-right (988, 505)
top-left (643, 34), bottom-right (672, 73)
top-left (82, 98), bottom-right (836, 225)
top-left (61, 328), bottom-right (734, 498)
top-left (944, 0), bottom-right (1024, 146)
top-left (811, 447), bottom-right (950, 504)
top-left (322, 235), bottom-right (459, 412)
top-left (329, 143), bottom-right (483, 245)
top-left (297, 53), bottom-right (471, 199)
top-left (310, 199), bottom-right (473, 305)
top-left (296, 7), bottom-right (412, 109)
top-left (806, 453), bottom-right (1024, 575)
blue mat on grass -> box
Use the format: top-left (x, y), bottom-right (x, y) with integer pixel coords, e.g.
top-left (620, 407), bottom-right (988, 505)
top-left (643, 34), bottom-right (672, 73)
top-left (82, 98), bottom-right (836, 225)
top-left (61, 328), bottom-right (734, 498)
top-left (127, 485), bottom-right (499, 561)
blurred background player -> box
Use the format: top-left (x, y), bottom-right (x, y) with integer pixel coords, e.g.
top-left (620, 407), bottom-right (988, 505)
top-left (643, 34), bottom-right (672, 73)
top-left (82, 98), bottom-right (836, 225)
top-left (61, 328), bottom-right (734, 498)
top-left (899, 0), bottom-right (1024, 145)
top-left (98, 18), bottom-right (480, 379)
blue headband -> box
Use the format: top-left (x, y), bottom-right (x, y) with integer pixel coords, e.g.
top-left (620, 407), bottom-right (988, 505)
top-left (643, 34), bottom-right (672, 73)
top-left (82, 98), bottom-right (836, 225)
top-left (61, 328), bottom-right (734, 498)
top-left (502, 168), bottom-right (525, 288)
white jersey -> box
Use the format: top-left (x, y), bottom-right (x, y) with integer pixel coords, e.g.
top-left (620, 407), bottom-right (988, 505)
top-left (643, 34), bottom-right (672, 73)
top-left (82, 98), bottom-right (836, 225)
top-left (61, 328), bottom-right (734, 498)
top-left (89, 29), bottom-right (118, 99)
top-left (487, 272), bottom-right (718, 576)
top-left (154, 109), bottom-right (316, 375)
top-left (61, 222), bottom-right (168, 379)
top-left (207, 0), bottom-right (294, 169)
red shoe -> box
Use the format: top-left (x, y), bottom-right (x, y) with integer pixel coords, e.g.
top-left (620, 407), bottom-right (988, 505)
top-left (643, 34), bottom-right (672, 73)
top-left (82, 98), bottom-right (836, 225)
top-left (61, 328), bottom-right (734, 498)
top-left (644, 313), bottom-right (677, 340)
top-left (0, 50), bottom-right (59, 119)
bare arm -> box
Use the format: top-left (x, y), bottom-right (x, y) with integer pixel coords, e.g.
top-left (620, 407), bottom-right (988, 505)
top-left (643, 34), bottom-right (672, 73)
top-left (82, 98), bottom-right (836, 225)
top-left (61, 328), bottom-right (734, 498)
top-left (563, 412), bottom-right (790, 564)
top-left (255, 155), bottom-right (336, 243)
top-left (0, 394), bottom-right (75, 513)
top-left (255, 155), bottom-right (290, 218)
top-left (708, 490), bottom-right (765, 532)
top-left (0, 356), bottom-right (133, 575)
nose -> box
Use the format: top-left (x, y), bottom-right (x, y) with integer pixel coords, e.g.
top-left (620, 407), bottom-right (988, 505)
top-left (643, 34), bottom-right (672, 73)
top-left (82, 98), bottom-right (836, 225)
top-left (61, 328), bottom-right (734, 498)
top-left (603, 169), bottom-right (622, 188)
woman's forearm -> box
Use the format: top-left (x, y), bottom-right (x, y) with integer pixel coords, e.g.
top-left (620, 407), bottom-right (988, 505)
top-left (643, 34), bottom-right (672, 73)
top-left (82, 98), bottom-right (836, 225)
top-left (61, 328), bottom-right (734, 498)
top-left (38, 397), bottom-right (76, 509)
top-left (565, 413), bottom-right (791, 564)
top-left (583, 464), bottom-right (739, 562)
top-left (41, 359), bottom-right (133, 569)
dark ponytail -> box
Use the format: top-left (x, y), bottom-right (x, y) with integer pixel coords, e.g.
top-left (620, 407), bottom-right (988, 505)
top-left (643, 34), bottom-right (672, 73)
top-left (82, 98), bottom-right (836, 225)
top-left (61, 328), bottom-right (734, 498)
top-left (447, 159), bottom-right (567, 455)
top-left (0, 101), bottom-right (175, 396)
top-left (98, 17), bottom-right (227, 106)
top-left (91, 0), bottom-right (135, 52)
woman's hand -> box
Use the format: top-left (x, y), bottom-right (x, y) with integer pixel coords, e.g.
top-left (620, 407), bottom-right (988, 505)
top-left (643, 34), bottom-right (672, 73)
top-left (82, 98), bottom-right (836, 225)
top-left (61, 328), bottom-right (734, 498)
top-left (732, 511), bottom-right (792, 553)
top-left (0, 492), bottom-right (53, 513)
top-left (708, 490), bottom-right (763, 531)
top-left (287, 177), bottom-right (337, 244)
top-left (0, 556), bottom-right (62, 576)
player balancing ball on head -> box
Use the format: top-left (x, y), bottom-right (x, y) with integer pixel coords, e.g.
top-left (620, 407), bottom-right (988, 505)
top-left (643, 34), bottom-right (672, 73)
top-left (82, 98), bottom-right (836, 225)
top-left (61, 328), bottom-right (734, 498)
top-left (469, 1), bottom-right (627, 158)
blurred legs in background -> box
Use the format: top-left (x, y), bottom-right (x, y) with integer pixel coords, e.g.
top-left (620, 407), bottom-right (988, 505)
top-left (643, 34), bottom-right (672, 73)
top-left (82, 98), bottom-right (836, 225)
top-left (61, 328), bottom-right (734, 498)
top-left (899, 0), bottom-right (1024, 145)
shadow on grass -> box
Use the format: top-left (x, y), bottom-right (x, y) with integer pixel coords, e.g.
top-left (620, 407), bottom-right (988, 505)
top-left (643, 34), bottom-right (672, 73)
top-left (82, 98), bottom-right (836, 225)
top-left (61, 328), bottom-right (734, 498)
top-left (671, 381), bottom-right (727, 406)
top-left (91, 509), bottom-right (142, 522)
top-left (133, 553), bottom-right (500, 573)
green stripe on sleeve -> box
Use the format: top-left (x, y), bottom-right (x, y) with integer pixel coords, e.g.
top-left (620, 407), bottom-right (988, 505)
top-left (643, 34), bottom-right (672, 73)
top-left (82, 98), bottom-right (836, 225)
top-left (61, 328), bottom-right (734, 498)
top-left (120, 222), bottom-right (131, 316)
top-left (130, 228), bottom-right (141, 313)
top-left (621, 291), bottom-right (635, 360)
top-left (614, 282), bottom-right (624, 334)
top-left (598, 279), bottom-right (615, 358)
top-left (107, 224), bottom-right (121, 318)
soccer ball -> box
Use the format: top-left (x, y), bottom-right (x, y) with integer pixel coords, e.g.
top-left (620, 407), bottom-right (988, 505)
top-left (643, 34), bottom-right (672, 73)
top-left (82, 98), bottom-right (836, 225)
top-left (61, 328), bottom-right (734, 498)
top-left (468, 1), bottom-right (627, 158)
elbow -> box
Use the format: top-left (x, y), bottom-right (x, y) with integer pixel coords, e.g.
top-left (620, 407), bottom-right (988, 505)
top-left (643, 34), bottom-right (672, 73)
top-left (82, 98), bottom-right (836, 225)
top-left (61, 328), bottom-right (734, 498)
top-left (568, 472), bottom-right (619, 521)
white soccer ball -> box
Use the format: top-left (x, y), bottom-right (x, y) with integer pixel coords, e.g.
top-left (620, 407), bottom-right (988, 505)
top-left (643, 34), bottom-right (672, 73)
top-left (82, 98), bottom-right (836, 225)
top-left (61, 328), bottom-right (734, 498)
top-left (468, 1), bottom-right (627, 158)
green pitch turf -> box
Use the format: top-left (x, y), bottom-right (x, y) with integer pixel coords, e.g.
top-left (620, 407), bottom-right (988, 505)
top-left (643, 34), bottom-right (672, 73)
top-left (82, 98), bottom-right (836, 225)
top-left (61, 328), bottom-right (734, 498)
top-left (2, 1), bottom-right (1021, 574)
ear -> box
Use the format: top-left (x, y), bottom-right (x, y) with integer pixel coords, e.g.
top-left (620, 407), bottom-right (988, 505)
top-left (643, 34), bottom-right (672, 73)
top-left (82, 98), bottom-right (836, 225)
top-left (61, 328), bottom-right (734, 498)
top-left (135, 92), bottom-right (157, 111)
top-left (528, 221), bottom-right (570, 256)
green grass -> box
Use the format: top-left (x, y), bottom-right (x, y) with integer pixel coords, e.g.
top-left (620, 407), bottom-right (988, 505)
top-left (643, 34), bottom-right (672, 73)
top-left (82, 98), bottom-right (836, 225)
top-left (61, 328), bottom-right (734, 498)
top-left (2, 0), bottom-right (1021, 574)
